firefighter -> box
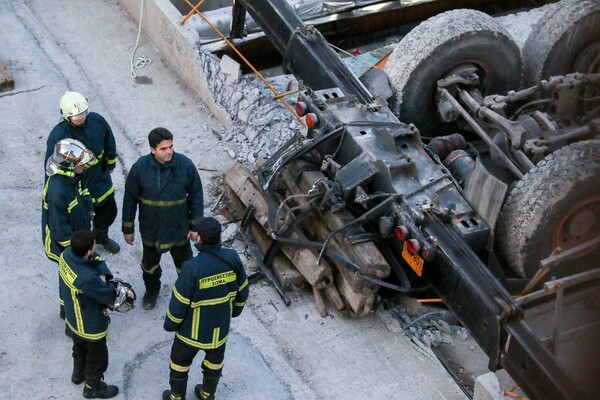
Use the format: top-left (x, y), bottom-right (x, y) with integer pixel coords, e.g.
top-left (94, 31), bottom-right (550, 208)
top-left (122, 127), bottom-right (204, 310)
top-left (43, 138), bottom-right (96, 318)
top-left (162, 217), bottom-right (249, 400)
top-left (59, 229), bottom-right (136, 399)
top-left (46, 91), bottom-right (120, 254)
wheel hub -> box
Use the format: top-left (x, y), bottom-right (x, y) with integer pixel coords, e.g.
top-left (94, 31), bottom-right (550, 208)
top-left (553, 196), bottom-right (600, 250)
top-left (572, 40), bottom-right (600, 74)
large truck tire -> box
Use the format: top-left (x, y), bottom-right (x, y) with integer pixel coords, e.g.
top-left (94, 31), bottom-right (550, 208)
top-left (384, 9), bottom-right (522, 137)
top-left (496, 140), bottom-right (600, 278)
top-left (522, 0), bottom-right (600, 87)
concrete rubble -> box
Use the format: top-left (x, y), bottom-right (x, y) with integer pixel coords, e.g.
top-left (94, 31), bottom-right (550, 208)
top-left (162, 1), bottom-right (555, 166)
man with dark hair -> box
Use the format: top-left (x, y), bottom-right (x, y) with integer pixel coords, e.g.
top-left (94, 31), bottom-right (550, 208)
top-left (59, 230), bottom-right (127, 399)
top-left (122, 127), bottom-right (204, 310)
top-left (46, 91), bottom-right (120, 254)
top-left (162, 217), bottom-right (249, 400)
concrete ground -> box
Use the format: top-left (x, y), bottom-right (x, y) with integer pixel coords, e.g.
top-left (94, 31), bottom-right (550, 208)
top-left (0, 0), bottom-right (470, 399)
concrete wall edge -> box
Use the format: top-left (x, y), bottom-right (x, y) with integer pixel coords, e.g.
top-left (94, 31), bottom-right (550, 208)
top-left (116, 0), bottom-right (233, 128)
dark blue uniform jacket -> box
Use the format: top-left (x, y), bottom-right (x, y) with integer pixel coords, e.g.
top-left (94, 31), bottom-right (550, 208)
top-left (122, 152), bottom-right (203, 252)
top-left (46, 111), bottom-right (117, 206)
top-left (164, 243), bottom-right (249, 349)
top-left (59, 247), bottom-right (115, 341)
top-left (42, 172), bottom-right (93, 263)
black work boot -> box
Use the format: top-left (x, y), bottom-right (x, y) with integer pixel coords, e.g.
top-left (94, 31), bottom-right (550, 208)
top-left (94, 228), bottom-right (121, 254)
top-left (162, 376), bottom-right (188, 400)
top-left (142, 288), bottom-right (160, 310)
top-left (83, 380), bottom-right (119, 399)
top-left (194, 375), bottom-right (220, 400)
top-left (71, 356), bottom-right (86, 384)
top-left (163, 390), bottom-right (186, 400)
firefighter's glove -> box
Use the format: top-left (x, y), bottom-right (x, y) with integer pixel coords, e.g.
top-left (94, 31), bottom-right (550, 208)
top-left (110, 278), bottom-right (136, 313)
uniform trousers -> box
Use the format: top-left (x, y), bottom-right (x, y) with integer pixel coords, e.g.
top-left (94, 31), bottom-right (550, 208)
top-left (169, 335), bottom-right (226, 382)
top-left (141, 242), bottom-right (192, 292)
top-left (72, 335), bottom-right (109, 384)
top-left (93, 194), bottom-right (117, 232)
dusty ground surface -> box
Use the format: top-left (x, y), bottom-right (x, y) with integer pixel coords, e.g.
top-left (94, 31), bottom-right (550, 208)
top-left (0, 1), bottom-right (472, 399)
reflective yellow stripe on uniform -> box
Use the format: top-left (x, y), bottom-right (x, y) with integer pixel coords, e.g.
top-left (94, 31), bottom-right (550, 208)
top-left (141, 238), bottom-right (188, 251)
top-left (73, 291), bottom-right (85, 332)
top-left (56, 169), bottom-right (75, 178)
top-left (172, 287), bottom-right (191, 305)
top-left (66, 319), bottom-right (109, 340)
top-left (175, 332), bottom-right (229, 350)
top-left (212, 327), bottom-right (221, 348)
top-left (42, 179), bottom-right (50, 209)
top-left (67, 199), bottom-right (79, 213)
top-left (141, 262), bottom-right (160, 274)
top-left (94, 185), bottom-right (115, 204)
top-left (158, 240), bottom-right (188, 250)
top-left (44, 225), bottom-right (60, 262)
top-left (191, 291), bottom-right (237, 307)
top-left (166, 309), bottom-right (183, 324)
top-left (169, 359), bottom-right (191, 373)
top-left (192, 307), bottom-right (200, 341)
top-left (202, 358), bottom-right (224, 371)
top-left (59, 255), bottom-right (86, 332)
top-left (140, 198), bottom-right (187, 207)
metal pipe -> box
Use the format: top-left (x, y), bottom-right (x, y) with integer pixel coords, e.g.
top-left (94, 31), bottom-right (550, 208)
top-left (440, 89), bottom-right (524, 178)
top-left (543, 125), bottom-right (593, 145)
top-left (550, 286), bottom-right (564, 356)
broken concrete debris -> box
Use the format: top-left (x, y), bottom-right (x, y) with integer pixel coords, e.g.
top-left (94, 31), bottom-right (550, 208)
top-left (0, 60), bottom-right (15, 92)
top-left (199, 49), bottom-right (302, 162)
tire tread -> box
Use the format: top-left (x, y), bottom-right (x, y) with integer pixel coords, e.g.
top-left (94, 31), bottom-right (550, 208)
top-left (497, 140), bottom-right (600, 277)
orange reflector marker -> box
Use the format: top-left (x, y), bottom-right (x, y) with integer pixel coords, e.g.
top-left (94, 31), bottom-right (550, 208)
top-left (295, 101), bottom-right (308, 117)
top-left (305, 113), bottom-right (318, 129)
top-left (406, 239), bottom-right (421, 255)
top-left (394, 225), bottom-right (409, 241)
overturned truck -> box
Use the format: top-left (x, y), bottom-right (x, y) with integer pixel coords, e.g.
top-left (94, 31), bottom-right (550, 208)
top-left (221, 0), bottom-right (600, 398)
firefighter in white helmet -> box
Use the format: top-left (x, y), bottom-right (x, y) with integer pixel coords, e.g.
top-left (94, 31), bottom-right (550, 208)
top-left (42, 138), bottom-right (96, 319)
top-left (46, 91), bottom-right (121, 254)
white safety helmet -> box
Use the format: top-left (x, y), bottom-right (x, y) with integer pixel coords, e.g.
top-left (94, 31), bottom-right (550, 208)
top-left (46, 138), bottom-right (97, 176)
top-left (60, 91), bottom-right (90, 121)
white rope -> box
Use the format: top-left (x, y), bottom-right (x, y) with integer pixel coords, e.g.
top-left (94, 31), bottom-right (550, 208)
top-left (130, 0), bottom-right (152, 78)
